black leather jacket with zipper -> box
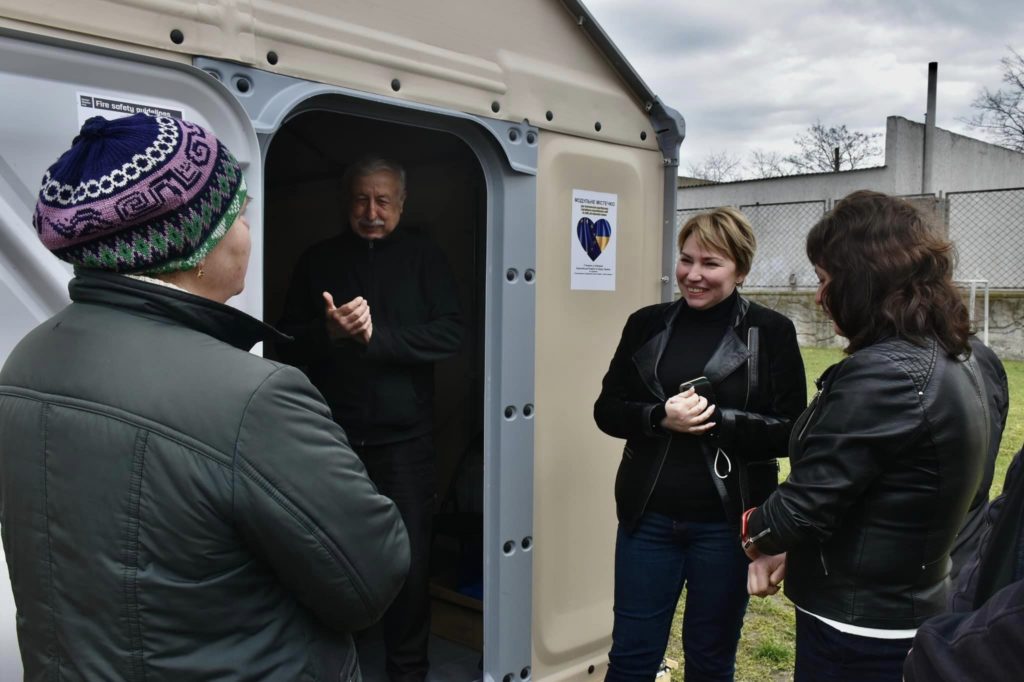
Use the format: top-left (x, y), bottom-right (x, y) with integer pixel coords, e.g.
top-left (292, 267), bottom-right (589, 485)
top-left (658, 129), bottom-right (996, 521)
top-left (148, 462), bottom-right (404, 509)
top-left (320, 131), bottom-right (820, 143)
top-left (594, 295), bottom-right (807, 533)
top-left (747, 337), bottom-right (989, 629)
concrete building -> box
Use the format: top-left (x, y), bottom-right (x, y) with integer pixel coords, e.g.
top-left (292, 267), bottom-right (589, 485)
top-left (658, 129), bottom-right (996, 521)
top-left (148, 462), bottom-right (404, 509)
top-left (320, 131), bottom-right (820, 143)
top-left (676, 116), bottom-right (1024, 359)
top-left (678, 116), bottom-right (1024, 208)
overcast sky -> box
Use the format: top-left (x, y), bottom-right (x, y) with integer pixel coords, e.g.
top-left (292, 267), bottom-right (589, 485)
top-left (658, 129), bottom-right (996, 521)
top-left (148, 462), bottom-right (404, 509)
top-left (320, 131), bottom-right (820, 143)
top-left (583, 0), bottom-right (1024, 175)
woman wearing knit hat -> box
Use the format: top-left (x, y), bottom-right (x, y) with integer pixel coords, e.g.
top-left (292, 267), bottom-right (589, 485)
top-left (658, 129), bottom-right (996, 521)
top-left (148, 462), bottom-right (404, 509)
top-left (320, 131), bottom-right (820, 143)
top-left (0, 113), bottom-right (410, 680)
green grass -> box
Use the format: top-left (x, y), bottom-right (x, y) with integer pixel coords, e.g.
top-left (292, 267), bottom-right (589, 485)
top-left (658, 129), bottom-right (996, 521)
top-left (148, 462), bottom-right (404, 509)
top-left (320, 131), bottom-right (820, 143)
top-left (662, 346), bottom-right (1024, 680)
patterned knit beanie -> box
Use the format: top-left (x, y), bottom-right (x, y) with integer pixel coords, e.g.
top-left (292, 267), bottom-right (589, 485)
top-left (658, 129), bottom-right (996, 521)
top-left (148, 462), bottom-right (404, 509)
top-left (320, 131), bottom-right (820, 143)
top-left (33, 113), bottom-right (247, 273)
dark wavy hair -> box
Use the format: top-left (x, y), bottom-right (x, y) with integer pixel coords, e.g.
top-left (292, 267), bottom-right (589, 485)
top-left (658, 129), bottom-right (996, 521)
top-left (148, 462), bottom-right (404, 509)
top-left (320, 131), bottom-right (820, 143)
top-left (806, 190), bottom-right (970, 356)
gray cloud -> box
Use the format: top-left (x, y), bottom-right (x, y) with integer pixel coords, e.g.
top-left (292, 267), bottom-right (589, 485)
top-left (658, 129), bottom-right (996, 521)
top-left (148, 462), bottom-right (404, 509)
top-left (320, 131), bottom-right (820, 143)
top-left (584, 0), bottom-right (1024, 164)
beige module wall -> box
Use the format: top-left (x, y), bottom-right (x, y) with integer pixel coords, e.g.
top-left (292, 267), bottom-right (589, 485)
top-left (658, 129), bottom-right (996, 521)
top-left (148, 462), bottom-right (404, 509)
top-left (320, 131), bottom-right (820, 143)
top-left (0, 0), bottom-right (660, 152)
top-left (0, 1), bottom-right (673, 680)
top-left (533, 131), bottom-right (664, 680)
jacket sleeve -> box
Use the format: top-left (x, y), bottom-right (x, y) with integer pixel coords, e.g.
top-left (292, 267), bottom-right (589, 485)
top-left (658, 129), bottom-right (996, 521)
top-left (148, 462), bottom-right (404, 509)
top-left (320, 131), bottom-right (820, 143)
top-left (594, 310), bottom-right (661, 440)
top-left (364, 239), bottom-right (463, 364)
top-left (950, 446), bottom-right (1024, 610)
top-left (904, 577), bottom-right (1024, 681)
top-left (966, 337), bottom-right (1010, 511)
top-left (746, 352), bottom-right (920, 555)
top-left (715, 317), bottom-right (807, 459)
top-left (275, 249), bottom-right (331, 369)
top-left (232, 365), bottom-right (411, 632)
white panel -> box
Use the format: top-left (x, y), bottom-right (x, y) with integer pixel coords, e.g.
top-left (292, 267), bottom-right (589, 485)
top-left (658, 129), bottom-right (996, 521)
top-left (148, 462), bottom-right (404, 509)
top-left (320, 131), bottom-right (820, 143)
top-left (0, 32), bottom-right (260, 679)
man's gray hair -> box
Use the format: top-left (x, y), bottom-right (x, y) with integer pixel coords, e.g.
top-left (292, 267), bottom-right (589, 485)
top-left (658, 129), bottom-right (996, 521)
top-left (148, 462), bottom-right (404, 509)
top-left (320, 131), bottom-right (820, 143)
top-left (344, 156), bottom-right (407, 197)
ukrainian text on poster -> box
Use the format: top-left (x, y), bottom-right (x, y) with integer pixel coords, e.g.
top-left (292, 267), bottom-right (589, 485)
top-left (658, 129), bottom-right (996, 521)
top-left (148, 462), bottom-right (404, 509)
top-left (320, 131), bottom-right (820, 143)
top-left (571, 189), bottom-right (617, 291)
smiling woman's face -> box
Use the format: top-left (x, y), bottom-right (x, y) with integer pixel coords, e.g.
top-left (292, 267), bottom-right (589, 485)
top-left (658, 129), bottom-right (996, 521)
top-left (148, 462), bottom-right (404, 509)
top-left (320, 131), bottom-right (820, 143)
top-left (676, 233), bottom-right (740, 310)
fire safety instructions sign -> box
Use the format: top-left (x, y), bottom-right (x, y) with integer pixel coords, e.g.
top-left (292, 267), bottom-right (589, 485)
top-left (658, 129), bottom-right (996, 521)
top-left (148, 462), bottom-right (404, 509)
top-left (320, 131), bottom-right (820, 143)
top-left (76, 92), bottom-right (190, 128)
top-left (571, 189), bottom-right (617, 291)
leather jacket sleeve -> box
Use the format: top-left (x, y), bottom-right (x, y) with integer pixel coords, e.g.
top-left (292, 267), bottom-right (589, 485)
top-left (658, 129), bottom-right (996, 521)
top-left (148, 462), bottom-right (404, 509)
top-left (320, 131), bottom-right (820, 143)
top-left (594, 310), bottom-right (661, 440)
top-left (747, 352), bottom-right (921, 555)
top-left (716, 318), bottom-right (806, 459)
top-left (232, 365), bottom-right (411, 632)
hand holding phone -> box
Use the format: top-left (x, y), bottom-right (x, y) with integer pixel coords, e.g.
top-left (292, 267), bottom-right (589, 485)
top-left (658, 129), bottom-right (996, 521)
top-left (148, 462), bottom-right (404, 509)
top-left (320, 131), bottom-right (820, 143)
top-left (662, 376), bottom-right (717, 434)
top-left (679, 376), bottom-right (715, 403)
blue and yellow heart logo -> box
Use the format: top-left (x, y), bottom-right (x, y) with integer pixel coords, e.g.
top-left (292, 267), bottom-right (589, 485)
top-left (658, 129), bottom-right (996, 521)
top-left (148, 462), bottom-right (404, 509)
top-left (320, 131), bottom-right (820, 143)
top-left (577, 217), bottom-right (611, 262)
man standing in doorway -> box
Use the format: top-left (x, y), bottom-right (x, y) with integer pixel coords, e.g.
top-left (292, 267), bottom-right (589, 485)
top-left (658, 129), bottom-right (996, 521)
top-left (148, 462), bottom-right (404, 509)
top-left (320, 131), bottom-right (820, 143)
top-left (278, 157), bottom-right (463, 682)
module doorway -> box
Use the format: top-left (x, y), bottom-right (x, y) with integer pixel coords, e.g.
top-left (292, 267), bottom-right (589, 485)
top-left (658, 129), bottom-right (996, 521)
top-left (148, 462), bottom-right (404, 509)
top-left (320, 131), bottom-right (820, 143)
top-left (262, 109), bottom-right (487, 679)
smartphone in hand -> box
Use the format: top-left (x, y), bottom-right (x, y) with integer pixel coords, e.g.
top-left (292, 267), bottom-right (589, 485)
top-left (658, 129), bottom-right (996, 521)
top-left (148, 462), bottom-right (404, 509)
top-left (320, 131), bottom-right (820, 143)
top-left (679, 376), bottom-right (715, 403)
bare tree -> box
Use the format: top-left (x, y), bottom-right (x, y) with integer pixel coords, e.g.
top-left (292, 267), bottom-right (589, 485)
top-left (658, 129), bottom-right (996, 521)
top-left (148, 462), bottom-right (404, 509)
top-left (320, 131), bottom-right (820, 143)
top-left (746, 149), bottom-right (793, 178)
top-left (685, 151), bottom-right (743, 183)
top-left (784, 120), bottom-right (883, 173)
top-left (964, 47), bottom-right (1024, 152)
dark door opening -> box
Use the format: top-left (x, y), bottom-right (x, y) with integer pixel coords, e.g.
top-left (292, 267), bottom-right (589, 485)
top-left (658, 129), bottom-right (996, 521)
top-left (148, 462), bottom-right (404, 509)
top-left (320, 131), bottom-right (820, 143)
top-left (262, 109), bottom-right (487, 680)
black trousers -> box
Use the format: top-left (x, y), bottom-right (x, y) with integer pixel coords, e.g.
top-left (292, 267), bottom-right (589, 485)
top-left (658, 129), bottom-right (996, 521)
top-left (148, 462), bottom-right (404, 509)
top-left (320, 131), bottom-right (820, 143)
top-left (794, 609), bottom-right (913, 682)
top-left (357, 434), bottom-right (436, 682)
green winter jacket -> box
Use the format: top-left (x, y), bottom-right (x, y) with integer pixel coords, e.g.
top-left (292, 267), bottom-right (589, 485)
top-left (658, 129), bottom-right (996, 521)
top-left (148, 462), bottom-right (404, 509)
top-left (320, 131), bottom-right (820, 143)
top-left (0, 271), bottom-right (410, 681)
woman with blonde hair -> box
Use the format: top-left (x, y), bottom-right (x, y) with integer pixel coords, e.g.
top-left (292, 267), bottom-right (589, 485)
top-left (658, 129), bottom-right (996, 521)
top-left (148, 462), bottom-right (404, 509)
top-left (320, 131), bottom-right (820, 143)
top-left (595, 207), bottom-right (806, 681)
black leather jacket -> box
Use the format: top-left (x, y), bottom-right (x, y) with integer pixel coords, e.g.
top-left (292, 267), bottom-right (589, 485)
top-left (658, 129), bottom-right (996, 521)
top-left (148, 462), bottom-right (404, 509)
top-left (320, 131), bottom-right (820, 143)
top-left (594, 295), bottom-right (807, 532)
top-left (748, 337), bottom-right (989, 629)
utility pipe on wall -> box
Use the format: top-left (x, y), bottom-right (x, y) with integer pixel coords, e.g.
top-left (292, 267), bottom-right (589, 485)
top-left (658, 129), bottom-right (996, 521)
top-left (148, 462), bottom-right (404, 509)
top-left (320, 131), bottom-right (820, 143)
top-left (922, 62), bottom-right (937, 194)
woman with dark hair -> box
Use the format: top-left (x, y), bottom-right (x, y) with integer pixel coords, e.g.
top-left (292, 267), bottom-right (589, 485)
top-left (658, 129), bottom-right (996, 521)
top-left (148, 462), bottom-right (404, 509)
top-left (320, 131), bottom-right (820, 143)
top-left (595, 207), bottom-right (806, 681)
top-left (743, 190), bottom-right (989, 682)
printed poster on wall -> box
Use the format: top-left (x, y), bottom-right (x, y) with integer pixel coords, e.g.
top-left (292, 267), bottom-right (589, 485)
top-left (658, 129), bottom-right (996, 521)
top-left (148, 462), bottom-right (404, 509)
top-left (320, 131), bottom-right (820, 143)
top-left (571, 189), bottom-right (617, 291)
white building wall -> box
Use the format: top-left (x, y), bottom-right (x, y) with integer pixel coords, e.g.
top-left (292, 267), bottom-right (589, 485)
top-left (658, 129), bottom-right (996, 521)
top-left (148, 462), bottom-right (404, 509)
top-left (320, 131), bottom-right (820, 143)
top-left (678, 116), bottom-right (1024, 210)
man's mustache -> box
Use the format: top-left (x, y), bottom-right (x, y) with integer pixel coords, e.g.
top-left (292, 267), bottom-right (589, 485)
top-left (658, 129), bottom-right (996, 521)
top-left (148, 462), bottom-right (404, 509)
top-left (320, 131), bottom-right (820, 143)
top-left (358, 219), bottom-right (387, 228)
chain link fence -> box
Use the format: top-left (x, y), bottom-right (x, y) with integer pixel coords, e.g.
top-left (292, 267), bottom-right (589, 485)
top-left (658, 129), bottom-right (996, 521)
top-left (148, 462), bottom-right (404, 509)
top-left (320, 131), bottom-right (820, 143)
top-left (948, 188), bottom-right (1024, 288)
top-left (675, 201), bottom-right (826, 288)
top-left (678, 187), bottom-right (1024, 289)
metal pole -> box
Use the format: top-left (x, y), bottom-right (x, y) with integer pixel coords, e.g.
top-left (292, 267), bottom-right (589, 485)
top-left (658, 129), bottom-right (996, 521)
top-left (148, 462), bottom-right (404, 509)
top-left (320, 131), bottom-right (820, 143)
top-left (969, 280), bottom-right (977, 326)
top-left (984, 282), bottom-right (990, 346)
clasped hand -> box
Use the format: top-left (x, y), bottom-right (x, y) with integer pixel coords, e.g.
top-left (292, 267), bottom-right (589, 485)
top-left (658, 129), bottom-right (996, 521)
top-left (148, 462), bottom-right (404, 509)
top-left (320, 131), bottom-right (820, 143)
top-left (747, 552), bottom-right (786, 597)
top-left (323, 292), bottom-right (373, 345)
top-left (660, 387), bottom-right (716, 434)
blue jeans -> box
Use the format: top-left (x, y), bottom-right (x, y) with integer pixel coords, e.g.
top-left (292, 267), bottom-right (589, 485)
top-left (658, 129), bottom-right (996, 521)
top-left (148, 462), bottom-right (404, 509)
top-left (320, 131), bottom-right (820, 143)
top-left (794, 609), bottom-right (913, 682)
top-left (606, 513), bottom-right (750, 682)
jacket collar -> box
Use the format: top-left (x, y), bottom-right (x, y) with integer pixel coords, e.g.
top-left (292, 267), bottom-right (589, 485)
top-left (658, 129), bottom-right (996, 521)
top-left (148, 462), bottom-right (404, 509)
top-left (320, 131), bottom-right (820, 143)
top-left (632, 294), bottom-right (752, 400)
top-left (69, 269), bottom-right (291, 352)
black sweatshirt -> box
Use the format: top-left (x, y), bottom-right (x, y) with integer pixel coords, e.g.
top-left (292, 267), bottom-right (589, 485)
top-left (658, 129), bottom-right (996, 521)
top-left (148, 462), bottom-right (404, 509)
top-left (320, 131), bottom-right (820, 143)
top-left (645, 291), bottom-right (735, 521)
top-left (276, 227), bottom-right (463, 446)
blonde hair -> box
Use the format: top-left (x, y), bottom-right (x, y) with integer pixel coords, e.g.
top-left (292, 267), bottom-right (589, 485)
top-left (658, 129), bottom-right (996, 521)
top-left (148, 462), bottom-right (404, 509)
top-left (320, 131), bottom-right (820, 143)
top-left (677, 206), bottom-right (756, 276)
